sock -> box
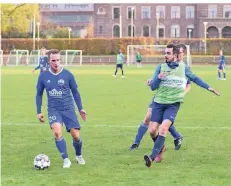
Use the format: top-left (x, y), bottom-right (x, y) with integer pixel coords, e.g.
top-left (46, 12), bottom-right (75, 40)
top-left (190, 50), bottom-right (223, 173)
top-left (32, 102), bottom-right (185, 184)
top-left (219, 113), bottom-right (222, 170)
top-left (73, 139), bottom-right (82, 156)
top-left (134, 122), bottom-right (148, 145)
top-left (223, 72), bottom-right (226, 79)
top-left (150, 136), bottom-right (165, 160)
top-left (55, 137), bottom-right (68, 159)
top-left (218, 71), bottom-right (221, 78)
top-left (122, 70), bottom-right (124, 76)
top-left (168, 125), bottom-right (181, 139)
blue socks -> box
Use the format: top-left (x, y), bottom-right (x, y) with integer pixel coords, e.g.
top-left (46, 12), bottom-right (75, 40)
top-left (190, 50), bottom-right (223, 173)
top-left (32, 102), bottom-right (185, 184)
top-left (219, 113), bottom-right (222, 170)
top-left (134, 122), bottom-right (148, 145)
top-left (218, 71), bottom-right (221, 78)
top-left (55, 137), bottom-right (68, 159)
top-left (73, 139), bottom-right (82, 156)
top-left (168, 125), bottom-right (181, 139)
top-left (150, 135), bottom-right (165, 160)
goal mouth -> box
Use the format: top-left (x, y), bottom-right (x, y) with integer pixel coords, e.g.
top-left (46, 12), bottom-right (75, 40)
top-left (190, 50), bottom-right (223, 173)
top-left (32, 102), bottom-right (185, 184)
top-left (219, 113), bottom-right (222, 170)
top-left (127, 45), bottom-right (191, 67)
top-left (6, 50), bottom-right (29, 66)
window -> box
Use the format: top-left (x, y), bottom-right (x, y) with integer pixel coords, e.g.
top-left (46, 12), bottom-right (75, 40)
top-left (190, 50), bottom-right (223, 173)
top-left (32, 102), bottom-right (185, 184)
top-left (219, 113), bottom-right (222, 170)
top-left (187, 25), bottom-right (194, 38)
top-left (143, 25), bottom-right (150, 37)
top-left (159, 24), bottom-right (165, 38)
top-left (156, 6), bottom-right (165, 18)
top-left (113, 25), bottom-right (120, 37)
top-left (171, 6), bottom-right (180, 19)
top-left (208, 5), bottom-right (217, 18)
top-left (142, 6), bottom-right (151, 19)
top-left (127, 7), bottom-right (135, 19)
top-left (224, 5), bottom-right (231, 18)
top-left (171, 25), bottom-right (180, 38)
top-left (128, 25), bottom-right (135, 37)
top-left (113, 7), bottom-right (120, 19)
top-left (99, 26), bottom-right (103, 34)
top-left (186, 6), bottom-right (195, 19)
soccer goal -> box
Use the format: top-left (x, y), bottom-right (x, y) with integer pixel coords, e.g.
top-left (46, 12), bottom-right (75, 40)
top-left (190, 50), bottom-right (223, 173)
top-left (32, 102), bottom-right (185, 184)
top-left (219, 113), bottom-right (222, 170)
top-left (60, 50), bottom-right (82, 66)
top-left (6, 50), bottom-right (29, 66)
top-left (0, 50), bottom-right (3, 66)
top-left (127, 45), bottom-right (191, 67)
top-left (28, 50), bottom-right (50, 66)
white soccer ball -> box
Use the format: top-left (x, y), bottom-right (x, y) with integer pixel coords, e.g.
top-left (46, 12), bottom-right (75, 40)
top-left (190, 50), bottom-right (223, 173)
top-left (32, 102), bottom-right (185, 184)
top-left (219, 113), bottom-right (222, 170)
top-left (34, 154), bottom-right (51, 170)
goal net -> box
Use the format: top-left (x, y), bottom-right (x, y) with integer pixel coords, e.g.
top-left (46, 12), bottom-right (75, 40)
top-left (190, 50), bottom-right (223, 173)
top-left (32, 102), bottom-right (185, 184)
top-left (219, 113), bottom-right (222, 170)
top-left (28, 50), bottom-right (50, 66)
top-left (6, 50), bottom-right (29, 66)
top-left (60, 50), bottom-right (82, 66)
top-left (127, 45), bottom-right (191, 67)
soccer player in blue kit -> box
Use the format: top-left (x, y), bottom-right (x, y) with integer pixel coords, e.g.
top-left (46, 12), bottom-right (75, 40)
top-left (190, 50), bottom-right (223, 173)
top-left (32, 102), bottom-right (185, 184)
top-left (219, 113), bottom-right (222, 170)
top-left (217, 50), bottom-right (226, 80)
top-left (32, 47), bottom-right (49, 74)
top-left (36, 49), bottom-right (87, 168)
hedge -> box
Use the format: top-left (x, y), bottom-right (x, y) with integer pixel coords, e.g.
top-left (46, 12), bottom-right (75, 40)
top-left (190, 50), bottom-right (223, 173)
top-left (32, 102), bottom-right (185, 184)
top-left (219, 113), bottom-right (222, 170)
top-left (2, 38), bottom-right (231, 55)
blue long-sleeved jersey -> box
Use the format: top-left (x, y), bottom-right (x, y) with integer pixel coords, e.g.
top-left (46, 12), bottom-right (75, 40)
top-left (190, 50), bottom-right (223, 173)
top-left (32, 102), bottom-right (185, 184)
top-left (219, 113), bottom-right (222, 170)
top-left (36, 68), bottom-right (83, 114)
top-left (34, 56), bottom-right (49, 73)
top-left (219, 56), bottom-right (225, 66)
top-left (150, 62), bottom-right (210, 91)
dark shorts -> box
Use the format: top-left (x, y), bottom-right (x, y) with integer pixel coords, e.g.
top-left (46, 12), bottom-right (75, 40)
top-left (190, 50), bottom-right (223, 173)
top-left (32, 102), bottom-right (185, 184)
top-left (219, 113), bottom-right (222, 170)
top-left (116, 64), bottom-right (123, 69)
top-left (136, 60), bottom-right (141, 63)
top-left (150, 102), bottom-right (181, 124)
top-left (218, 65), bottom-right (224, 70)
top-left (48, 109), bottom-right (80, 132)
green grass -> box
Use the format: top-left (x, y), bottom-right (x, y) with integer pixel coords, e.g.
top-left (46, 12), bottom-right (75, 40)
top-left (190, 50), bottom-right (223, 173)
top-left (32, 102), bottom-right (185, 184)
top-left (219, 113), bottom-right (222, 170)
top-left (1, 65), bottom-right (231, 186)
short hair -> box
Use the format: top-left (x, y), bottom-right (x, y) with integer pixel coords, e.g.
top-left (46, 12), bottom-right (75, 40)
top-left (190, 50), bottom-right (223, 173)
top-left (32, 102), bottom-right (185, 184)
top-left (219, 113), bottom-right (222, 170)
top-left (166, 44), bottom-right (179, 56)
top-left (48, 49), bottom-right (60, 61)
top-left (176, 44), bottom-right (187, 53)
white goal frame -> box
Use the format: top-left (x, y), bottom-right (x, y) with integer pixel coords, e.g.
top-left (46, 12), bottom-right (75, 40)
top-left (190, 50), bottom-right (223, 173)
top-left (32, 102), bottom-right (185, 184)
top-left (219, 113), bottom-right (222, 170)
top-left (60, 50), bottom-right (83, 66)
top-left (0, 50), bottom-right (3, 66)
top-left (6, 50), bottom-right (29, 66)
top-left (127, 45), bottom-right (191, 67)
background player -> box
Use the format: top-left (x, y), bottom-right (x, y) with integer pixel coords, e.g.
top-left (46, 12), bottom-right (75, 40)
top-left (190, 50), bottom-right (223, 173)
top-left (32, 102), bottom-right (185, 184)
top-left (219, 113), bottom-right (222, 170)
top-left (136, 51), bottom-right (142, 68)
top-left (32, 47), bottom-right (49, 74)
top-left (113, 50), bottom-right (125, 78)
top-left (36, 49), bottom-right (87, 168)
top-left (217, 50), bottom-right (226, 80)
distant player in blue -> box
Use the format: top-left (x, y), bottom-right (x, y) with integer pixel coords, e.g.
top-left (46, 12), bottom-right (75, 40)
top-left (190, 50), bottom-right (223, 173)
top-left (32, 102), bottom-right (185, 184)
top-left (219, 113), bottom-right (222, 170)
top-left (36, 49), bottom-right (87, 168)
top-left (144, 44), bottom-right (220, 168)
top-left (217, 50), bottom-right (226, 80)
top-left (32, 47), bottom-right (49, 73)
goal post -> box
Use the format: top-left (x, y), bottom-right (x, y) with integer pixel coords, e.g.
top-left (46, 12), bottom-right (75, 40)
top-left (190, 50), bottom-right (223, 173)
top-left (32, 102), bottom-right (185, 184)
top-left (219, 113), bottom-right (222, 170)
top-left (6, 50), bottom-right (29, 66)
top-left (0, 50), bottom-right (3, 66)
top-left (127, 45), bottom-right (191, 67)
top-left (60, 50), bottom-right (82, 66)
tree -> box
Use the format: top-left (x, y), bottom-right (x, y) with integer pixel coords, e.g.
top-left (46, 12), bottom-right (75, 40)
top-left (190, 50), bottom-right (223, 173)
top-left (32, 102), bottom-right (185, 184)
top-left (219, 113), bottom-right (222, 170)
top-left (85, 24), bottom-right (94, 38)
top-left (1, 4), bottom-right (40, 38)
top-left (52, 26), bottom-right (69, 38)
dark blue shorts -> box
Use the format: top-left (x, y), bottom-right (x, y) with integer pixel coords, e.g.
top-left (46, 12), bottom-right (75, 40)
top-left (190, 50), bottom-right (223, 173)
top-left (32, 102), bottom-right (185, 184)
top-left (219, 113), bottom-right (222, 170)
top-left (218, 65), bottom-right (224, 70)
top-left (48, 109), bottom-right (80, 132)
top-left (150, 102), bottom-right (181, 124)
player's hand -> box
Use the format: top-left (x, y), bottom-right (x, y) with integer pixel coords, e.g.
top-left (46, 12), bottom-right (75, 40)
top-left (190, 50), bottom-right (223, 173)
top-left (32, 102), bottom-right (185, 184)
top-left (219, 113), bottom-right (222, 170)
top-left (146, 79), bottom-right (152, 86)
top-left (32, 70), bottom-right (35, 73)
top-left (80, 109), bottom-right (87, 121)
top-left (208, 87), bottom-right (220, 96)
top-left (37, 113), bottom-right (45, 123)
top-left (158, 72), bottom-right (167, 79)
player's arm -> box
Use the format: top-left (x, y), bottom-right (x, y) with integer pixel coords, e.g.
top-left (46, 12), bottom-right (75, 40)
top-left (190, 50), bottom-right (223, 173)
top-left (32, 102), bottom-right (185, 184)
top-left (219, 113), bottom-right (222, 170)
top-left (69, 73), bottom-right (86, 121)
top-left (185, 66), bottom-right (220, 96)
top-left (120, 53), bottom-right (125, 64)
top-left (149, 64), bottom-right (161, 91)
top-left (36, 75), bottom-right (45, 122)
top-left (184, 80), bottom-right (191, 96)
top-left (33, 62), bottom-right (40, 72)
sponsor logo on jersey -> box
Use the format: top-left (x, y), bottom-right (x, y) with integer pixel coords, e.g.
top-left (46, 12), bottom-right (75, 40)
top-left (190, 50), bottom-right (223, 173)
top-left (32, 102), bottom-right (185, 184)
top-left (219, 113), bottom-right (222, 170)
top-left (48, 89), bottom-right (63, 97)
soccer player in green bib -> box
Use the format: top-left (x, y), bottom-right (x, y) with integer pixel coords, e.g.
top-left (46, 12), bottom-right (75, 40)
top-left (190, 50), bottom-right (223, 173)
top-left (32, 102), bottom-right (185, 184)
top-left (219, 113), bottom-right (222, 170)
top-left (136, 51), bottom-right (142, 68)
top-left (144, 44), bottom-right (220, 168)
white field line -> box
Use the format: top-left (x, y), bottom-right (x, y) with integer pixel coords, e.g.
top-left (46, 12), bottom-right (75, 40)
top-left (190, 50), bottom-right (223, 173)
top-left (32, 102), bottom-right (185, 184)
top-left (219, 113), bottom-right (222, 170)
top-left (1, 122), bottom-right (231, 130)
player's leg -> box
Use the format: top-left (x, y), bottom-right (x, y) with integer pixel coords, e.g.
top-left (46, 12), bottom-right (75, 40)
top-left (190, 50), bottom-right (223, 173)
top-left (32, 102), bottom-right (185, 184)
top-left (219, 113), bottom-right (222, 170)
top-left (217, 68), bottom-right (221, 79)
top-left (62, 110), bottom-right (85, 165)
top-left (48, 111), bottom-right (71, 168)
top-left (120, 64), bottom-right (125, 77)
top-left (222, 68), bottom-right (226, 80)
top-left (129, 107), bottom-right (151, 150)
top-left (168, 123), bottom-right (183, 150)
top-left (113, 64), bottom-right (119, 77)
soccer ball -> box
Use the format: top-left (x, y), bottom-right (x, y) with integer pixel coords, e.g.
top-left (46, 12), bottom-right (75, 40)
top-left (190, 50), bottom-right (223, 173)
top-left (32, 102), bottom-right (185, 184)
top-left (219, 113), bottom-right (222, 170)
top-left (33, 154), bottom-right (51, 170)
